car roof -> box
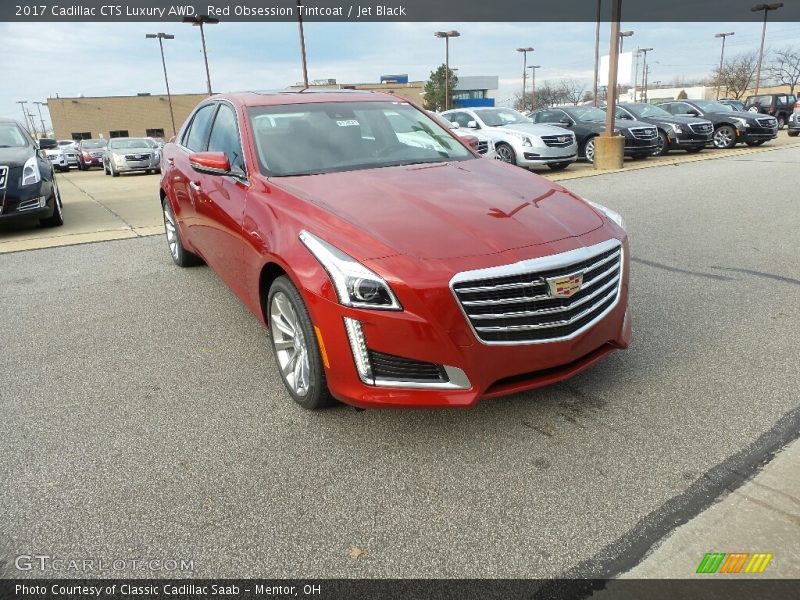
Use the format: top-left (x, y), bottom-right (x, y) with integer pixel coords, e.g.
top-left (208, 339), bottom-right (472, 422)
top-left (210, 89), bottom-right (403, 108)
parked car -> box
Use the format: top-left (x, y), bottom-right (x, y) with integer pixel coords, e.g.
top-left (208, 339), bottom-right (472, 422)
top-left (612, 103), bottom-right (713, 155)
top-left (788, 100), bottom-right (800, 137)
top-left (440, 107), bottom-right (577, 171)
top-left (76, 139), bottom-right (107, 170)
top-left (103, 137), bottom-right (161, 176)
top-left (159, 91), bottom-right (630, 409)
top-left (0, 118), bottom-right (63, 227)
top-left (430, 111), bottom-right (497, 159)
top-left (39, 139), bottom-right (69, 172)
top-left (718, 99), bottom-right (745, 112)
top-left (530, 105), bottom-right (658, 162)
top-left (744, 93), bottom-right (797, 129)
top-left (57, 140), bottom-right (79, 166)
top-left (658, 99), bottom-right (778, 149)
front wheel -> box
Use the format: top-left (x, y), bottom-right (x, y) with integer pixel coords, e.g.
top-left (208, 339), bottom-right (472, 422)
top-left (39, 180), bottom-right (64, 228)
top-left (788, 129), bottom-right (799, 137)
top-left (268, 276), bottom-right (333, 410)
top-left (713, 125), bottom-right (737, 149)
top-left (547, 161), bottom-right (571, 171)
top-left (631, 153), bottom-right (650, 160)
top-left (746, 140), bottom-right (766, 147)
top-left (653, 131), bottom-right (669, 156)
top-left (777, 116), bottom-right (785, 129)
top-left (495, 143), bottom-right (517, 165)
top-left (583, 137), bottom-right (597, 163)
top-left (162, 198), bottom-right (202, 267)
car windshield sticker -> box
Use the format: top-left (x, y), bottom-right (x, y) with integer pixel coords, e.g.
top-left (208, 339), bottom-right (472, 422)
top-left (336, 120), bottom-right (360, 127)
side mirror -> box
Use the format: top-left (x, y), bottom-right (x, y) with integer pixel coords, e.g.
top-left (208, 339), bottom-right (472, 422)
top-left (619, 113), bottom-right (633, 120)
top-left (189, 151), bottom-right (231, 175)
top-left (449, 121), bottom-right (460, 129)
top-left (686, 109), bottom-right (700, 116)
top-left (466, 120), bottom-right (479, 129)
top-left (559, 118), bottom-right (572, 126)
top-left (38, 138), bottom-right (57, 150)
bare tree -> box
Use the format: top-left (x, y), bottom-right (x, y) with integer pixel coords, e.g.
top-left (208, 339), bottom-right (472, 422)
top-left (713, 51), bottom-right (758, 99)
top-left (558, 79), bottom-right (588, 105)
top-left (513, 80), bottom-right (569, 112)
top-left (766, 47), bottom-right (800, 95)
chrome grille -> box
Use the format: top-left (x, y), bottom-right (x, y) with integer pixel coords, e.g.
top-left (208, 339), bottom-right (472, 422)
top-left (0, 166), bottom-right (7, 190)
top-left (90, 152), bottom-right (103, 158)
top-left (451, 240), bottom-right (623, 344)
top-left (756, 117), bottom-right (777, 128)
top-left (125, 153), bottom-right (151, 161)
top-left (688, 123), bottom-right (712, 134)
top-left (541, 134), bottom-right (574, 147)
top-left (629, 127), bottom-right (658, 140)
top-left (477, 141), bottom-right (489, 154)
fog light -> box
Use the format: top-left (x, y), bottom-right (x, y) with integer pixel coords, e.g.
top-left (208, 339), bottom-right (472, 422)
top-left (17, 196), bottom-right (47, 211)
top-left (343, 317), bottom-right (373, 384)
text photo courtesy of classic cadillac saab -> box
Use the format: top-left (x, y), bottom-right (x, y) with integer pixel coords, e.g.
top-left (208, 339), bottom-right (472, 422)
top-left (159, 91), bottom-right (630, 410)
top-left (0, 118), bottom-right (64, 228)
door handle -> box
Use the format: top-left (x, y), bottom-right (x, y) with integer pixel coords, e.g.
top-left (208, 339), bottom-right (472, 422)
top-left (189, 181), bottom-right (201, 192)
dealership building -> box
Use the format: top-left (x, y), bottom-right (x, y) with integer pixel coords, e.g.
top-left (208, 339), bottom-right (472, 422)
top-left (47, 75), bottom-right (499, 141)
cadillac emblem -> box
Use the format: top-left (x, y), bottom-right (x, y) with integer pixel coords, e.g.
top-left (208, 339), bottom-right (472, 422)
top-left (547, 272), bottom-right (584, 298)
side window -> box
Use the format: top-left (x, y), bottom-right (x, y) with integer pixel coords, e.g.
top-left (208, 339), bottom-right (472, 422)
top-left (536, 110), bottom-right (563, 124)
top-left (614, 107), bottom-right (627, 119)
top-left (184, 104), bottom-right (217, 152)
top-left (207, 104), bottom-right (244, 171)
top-left (661, 103), bottom-right (676, 115)
top-left (448, 112), bottom-right (472, 128)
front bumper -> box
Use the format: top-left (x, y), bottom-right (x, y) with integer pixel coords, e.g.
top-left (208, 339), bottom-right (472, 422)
top-left (304, 232), bottom-right (630, 409)
top-left (736, 126), bottom-right (778, 142)
top-left (111, 157), bottom-right (160, 173)
top-left (624, 137), bottom-right (658, 155)
top-left (81, 155), bottom-right (105, 167)
top-left (670, 131), bottom-right (713, 147)
top-left (511, 139), bottom-right (578, 167)
top-left (0, 181), bottom-right (54, 221)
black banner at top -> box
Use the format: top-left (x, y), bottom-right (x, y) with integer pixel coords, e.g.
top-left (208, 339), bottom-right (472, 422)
top-left (3, 0), bottom-right (800, 22)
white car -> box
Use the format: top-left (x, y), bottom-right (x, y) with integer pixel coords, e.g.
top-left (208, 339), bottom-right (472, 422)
top-left (441, 107), bottom-right (578, 171)
top-left (57, 140), bottom-right (79, 166)
top-left (429, 111), bottom-right (496, 158)
top-left (44, 147), bottom-right (69, 172)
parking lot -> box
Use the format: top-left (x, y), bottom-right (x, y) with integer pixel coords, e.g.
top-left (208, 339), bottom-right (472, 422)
top-left (1, 139), bottom-right (799, 580)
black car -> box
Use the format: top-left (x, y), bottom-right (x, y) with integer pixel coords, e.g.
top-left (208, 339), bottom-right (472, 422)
top-left (530, 106), bottom-right (658, 163)
top-left (744, 93), bottom-right (796, 129)
top-left (0, 118), bottom-right (63, 227)
top-left (76, 139), bottom-right (107, 170)
top-left (613, 103), bottom-right (713, 155)
top-left (719, 99), bottom-right (745, 112)
top-left (657, 99), bottom-right (777, 149)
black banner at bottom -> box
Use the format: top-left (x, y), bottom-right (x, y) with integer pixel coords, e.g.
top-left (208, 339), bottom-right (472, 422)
top-left (3, 579), bottom-right (799, 600)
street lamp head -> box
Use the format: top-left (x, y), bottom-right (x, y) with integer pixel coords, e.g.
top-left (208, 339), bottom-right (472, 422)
top-left (146, 32), bottom-right (175, 39)
top-left (715, 32), bottom-right (735, 37)
top-left (619, 30), bottom-right (634, 37)
top-left (640, 47), bottom-right (654, 52)
top-left (516, 47), bottom-right (534, 53)
top-left (183, 15), bottom-right (220, 25)
top-left (751, 2), bottom-right (783, 10)
top-left (528, 65), bottom-right (541, 70)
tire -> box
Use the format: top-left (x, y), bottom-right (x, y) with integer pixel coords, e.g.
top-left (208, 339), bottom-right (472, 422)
top-left (685, 146), bottom-right (704, 153)
top-left (547, 161), bottom-right (571, 171)
top-left (713, 125), bottom-right (737, 149)
top-left (162, 198), bottom-right (202, 268)
top-left (777, 116), bottom-right (785, 130)
top-left (267, 276), bottom-right (333, 410)
top-left (146, 169), bottom-right (152, 175)
top-left (653, 130), bottom-right (669, 156)
top-left (104, 162), bottom-right (110, 175)
top-left (495, 143), bottom-right (517, 165)
top-left (110, 163), bottom-right (119, 177)
top-left (746, 140), bottom-right (766, 147)
top-left (631, 153), bottom-right (650, 160)
top-left (39, 180), bottom-right (64, 228)
top-left (788, 129), bottom-right (799, 137)
top-left (583, 136), bottom-right (597, 163)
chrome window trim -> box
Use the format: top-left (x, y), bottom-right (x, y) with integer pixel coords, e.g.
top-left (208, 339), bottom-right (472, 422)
top-left (450, 238), bottom-right (624, 346)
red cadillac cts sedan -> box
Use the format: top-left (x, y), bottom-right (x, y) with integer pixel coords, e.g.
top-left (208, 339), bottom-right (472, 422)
top-left (159, 91), bottom-right (631, 409)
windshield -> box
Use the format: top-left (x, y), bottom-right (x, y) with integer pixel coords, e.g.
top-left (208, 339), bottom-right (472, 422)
top-left (567, 107), bottom-right (607, 122)
top-left (718, 103), bottom-right (734, 111)
top-left (81, 140), bottom-right (107, 149)
top-left (249, 101), bottom-right (472, 176)
top-left (58, 140), bottom-right (74, 146)
top-left (473, 108), bottom-right (531, 127)
top-left (627, 104), bottom-right (672, 119)
top-left (0, 123), bottom-right (29, 148)
top-left (693, 100), bottom-right (729, 113)
top-left (109, 138), bottom-right (152, 150)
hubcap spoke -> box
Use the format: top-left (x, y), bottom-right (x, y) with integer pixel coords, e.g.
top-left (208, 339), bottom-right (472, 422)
top-left (269, 290), bottom-right (311, 396)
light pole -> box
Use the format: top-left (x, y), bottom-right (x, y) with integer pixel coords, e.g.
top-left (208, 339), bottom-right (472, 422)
top-left (593, 0), bottom-right (601, 106)
top-left (751, 3), bottom-right (783, 95)
top-left (617, 31), bottom-right (633, 100)
top-left (33, 101), bottom-right (47, 137)
top-left (527, 65), bottom-right (541, 112)
top-left (639, 47), bottom-right (653, 102)
top-left (434, 30), bottom-right (460, 111)
top-left (517, 47), bottom-right (534, 110)
top-left (145, 33), bottom-right (177, 137)
top-left (16, 101), bottom-right (30, 133)
top-left (714, 32), bottom-right (735, 100)
top-left (183, 15), bottom-right (219, 95)
top-left (297, 0), bottom-right (309, 88)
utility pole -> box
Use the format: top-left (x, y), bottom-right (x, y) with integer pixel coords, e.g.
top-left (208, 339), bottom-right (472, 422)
top-left (16, 101), bottom-right (30, 133)
top-left (528, 65), bottom-right (541, 112)
top-left (297, 0), bottom-right (309, 88)
top-left (639, 48), bottom-right (653, 102)
top-left (183, 15), bottom-right (219, 95)
top-left (517, 47), bottom-right (534, 110)
top-left (714, 32), bottom-right (735, 100)
top-left (435, 30), bottom-right (460, 111)
top-left (592, 0), bottom-right (601, 107)
top-left (633, 48), bottom-right (640, 102)
top-left (33, 101), bottom-right (47, 137)
top-left (751, 3), bottom-right (783, 96)
top-left (145, 33), bottom-right (177, 137)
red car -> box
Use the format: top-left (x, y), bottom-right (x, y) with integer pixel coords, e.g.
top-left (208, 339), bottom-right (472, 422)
top-left (159, 91), bottom-right (631, 410)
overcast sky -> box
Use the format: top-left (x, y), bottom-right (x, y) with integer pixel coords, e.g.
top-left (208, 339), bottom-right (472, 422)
top-left (1, 20), bottom-right (798, 128)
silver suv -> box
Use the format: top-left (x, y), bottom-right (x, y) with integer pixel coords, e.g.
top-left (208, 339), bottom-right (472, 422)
top-left (441, 107), bottom-right (577, 171)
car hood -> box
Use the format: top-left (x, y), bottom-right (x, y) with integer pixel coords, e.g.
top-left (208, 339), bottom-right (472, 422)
top-left (0, 147), bottom-right (34, 166)
top-left (713, 109), bottom-right (769, 121)
top-left (489, 123), bottom-right (575, 137)
top-left (277, 158), bottom-right (604, 261)
top-left (634, 115), bottom-right (707, 127)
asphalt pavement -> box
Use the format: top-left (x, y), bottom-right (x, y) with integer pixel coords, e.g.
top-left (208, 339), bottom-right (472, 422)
top-left (0, 146), bottom-right (798, 581)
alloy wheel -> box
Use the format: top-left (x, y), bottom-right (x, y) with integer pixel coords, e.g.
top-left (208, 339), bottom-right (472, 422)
top-left (270, 292), bottom-right (311, 397)
top-left (163, 204), bottom-right (179, 261)
top-left (585, 138), bottom-right (596, 163)
top-left (496, 144), bottom-right (514, 163)
top-left (713, 128), bottom-right (733, 149)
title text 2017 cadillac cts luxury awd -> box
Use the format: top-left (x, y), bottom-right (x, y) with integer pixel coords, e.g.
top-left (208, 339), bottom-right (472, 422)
top-left (159, 91), bottom-right (631, 409)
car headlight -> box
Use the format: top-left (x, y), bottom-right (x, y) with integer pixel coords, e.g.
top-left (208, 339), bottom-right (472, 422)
top-left (21, 156), bottom-right (41, 186)
top-left (114, 153), bottom-right (126, 164)
top-left (586, 200), bottom-right (626, 231)
top-left (730, 117), bottom-right (750, 129)
top-left (299, 230), bottom-right (402, 310)
top-left (669, 123), bottom-right (683, 134)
